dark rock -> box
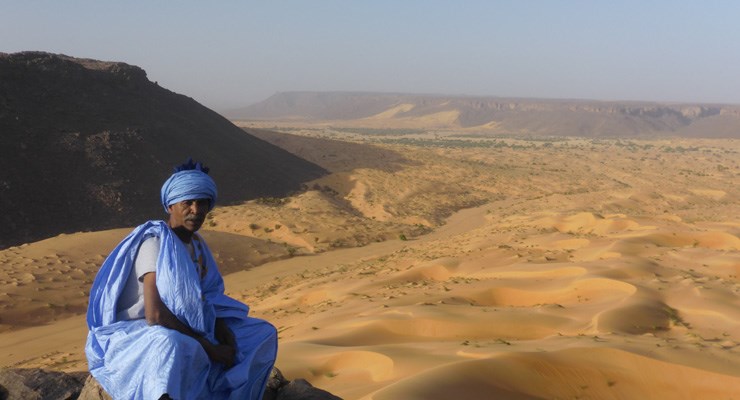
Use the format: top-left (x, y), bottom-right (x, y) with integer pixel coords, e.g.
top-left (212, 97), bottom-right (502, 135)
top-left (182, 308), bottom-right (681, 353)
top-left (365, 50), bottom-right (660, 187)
top-left (276, 378), bottom-right (343, 400)
top-left (0, 367), bottom-right (341, 400)
top-left (263, 368), bottom-right (342, 400)
top-left (0, 368), bottom-right (87, 400)
top-left (263, 367), bottom-right (289, 400)
top-left (266, 367), bottom-right (289, 391)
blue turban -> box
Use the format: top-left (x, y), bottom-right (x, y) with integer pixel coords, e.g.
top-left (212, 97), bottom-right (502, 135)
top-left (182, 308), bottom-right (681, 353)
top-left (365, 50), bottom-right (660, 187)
top-left (160, 169), bottom-right (218, 213)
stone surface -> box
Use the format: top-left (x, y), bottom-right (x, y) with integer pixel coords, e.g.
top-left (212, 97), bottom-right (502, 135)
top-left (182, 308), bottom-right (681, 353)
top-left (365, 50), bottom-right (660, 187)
top-left (263, 368), bottom-right (343, 400)
top-left (276, 378), bottom-right (343, 400)
top-left (0, 368), bottom-right (87, 400)
top-left (0, 367), bottom-right (341, 400)
top-left (262, 367), bottom-right (289, 400)
top-left (77, 375), bottom-right (112, 400)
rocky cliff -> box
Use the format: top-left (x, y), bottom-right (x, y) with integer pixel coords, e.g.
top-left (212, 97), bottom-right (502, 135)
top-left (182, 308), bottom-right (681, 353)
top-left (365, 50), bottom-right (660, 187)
top-left (227, 91), bottom-right (740, 138)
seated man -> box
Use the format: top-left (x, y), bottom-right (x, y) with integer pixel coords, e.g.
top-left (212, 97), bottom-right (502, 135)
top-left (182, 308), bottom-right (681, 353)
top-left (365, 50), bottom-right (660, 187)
top-left (86, 160), bottom-right (277, 400)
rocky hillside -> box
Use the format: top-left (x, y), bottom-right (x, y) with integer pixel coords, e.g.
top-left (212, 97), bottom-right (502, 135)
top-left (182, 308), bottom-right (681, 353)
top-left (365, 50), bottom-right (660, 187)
top-left (227, 91), bottom-right (740, 138)
top-left (0, 52), bottom-right (327, 248)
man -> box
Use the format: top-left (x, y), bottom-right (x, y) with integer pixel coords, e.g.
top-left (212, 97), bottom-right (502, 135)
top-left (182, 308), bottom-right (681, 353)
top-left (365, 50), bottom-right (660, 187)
top-left (86, 160), bottom-right (277, 400)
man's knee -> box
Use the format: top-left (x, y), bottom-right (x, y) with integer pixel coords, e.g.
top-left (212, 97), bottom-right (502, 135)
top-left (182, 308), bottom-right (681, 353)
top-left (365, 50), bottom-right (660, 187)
top-left (229, 318), bottom-right (278, 353)
top-left (245, 318), bottom-right (278, 342)
top-left (149, 326), bottom-right (203, 355)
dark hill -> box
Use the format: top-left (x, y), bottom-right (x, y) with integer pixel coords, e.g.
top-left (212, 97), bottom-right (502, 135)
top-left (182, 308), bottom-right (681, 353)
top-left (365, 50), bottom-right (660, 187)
top-left (0, 52), bottom-right (327, 248)
top-left (227, 91), bottom-right (740, 138)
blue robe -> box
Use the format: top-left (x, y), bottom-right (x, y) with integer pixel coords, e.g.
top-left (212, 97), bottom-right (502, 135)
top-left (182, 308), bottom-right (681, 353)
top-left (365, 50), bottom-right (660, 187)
top-left (86, 220), bottom-right (277, 399)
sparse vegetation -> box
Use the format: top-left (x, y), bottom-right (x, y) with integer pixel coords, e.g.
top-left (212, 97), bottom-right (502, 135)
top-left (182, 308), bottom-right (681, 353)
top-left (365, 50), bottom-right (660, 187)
top-left (333, 127), bottom-right (426, 136)
top-left (256, 197), bottom-right (288, 206)
top-left (665, 305), bottom-right (690, 328)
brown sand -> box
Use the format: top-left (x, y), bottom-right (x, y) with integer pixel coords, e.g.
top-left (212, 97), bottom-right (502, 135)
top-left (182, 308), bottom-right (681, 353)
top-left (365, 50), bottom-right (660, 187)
top-left (1, 133), bottom-right (738, 399)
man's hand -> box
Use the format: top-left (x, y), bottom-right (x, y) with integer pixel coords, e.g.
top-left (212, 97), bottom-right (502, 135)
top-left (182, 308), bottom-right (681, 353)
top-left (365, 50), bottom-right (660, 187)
top-left (210, 318), bottom-right (237, 368)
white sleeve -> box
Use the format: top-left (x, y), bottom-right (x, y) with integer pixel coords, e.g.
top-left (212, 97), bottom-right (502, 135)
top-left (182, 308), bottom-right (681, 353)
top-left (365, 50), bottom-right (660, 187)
top-left (134, 236), bottom-right (160, 281)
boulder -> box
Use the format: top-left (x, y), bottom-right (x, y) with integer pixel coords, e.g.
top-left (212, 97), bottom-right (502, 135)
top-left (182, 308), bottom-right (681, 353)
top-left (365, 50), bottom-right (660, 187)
top-left (263, 368), bottom-right (343, 400)
top-left (0, 368), bottom-right (87, 400)
top-left (276, 379), bottom-right (343, 400)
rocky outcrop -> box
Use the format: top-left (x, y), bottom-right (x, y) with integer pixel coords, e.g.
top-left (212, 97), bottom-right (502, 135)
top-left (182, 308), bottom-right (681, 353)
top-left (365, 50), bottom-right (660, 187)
top-left (0, 52), bottom-right (327, 249)
top-left (0, 368), bottom-right (342, 400)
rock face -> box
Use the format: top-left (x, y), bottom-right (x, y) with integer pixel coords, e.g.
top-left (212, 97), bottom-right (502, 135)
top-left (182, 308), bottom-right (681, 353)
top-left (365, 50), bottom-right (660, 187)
top-left (227, 91), bottom-right (740, 138)
top-left (0, 368), bottom-right (342, 400)
top-left (0, 52), bottom-right (327, 248)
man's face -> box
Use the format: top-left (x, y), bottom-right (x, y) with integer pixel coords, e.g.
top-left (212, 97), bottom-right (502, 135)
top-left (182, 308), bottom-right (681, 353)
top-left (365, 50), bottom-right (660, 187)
top-left (167, 198), bottom-right (209, 233)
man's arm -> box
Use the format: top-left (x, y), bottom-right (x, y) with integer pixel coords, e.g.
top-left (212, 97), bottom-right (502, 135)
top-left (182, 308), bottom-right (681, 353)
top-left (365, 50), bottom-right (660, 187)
top-left (142, 272), bottom-right (235, 368)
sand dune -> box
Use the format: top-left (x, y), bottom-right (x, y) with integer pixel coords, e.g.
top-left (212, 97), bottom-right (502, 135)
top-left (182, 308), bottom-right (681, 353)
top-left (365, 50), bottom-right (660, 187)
top-left (364, 103), bottom-right (416, 120)
top-left (1, 133), bottom-right (738, 399)
top-left (369, 348), bottom-right (740, 400)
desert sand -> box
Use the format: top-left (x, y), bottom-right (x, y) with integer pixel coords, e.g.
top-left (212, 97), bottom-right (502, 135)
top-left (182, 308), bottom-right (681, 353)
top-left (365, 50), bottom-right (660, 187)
top-left (1, 130), bottom-right (738, 399)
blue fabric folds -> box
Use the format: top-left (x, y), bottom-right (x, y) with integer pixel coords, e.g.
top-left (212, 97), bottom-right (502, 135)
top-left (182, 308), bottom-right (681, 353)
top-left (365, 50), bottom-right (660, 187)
top-left (85, 220), bottom-right (277, 400)
top-left (160, 169), bottom-right (218, 213)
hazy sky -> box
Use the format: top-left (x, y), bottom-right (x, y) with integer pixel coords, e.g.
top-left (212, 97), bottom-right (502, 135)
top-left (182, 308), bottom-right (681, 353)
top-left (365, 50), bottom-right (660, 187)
top-left (3, 1), bottom-right (740, 110)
